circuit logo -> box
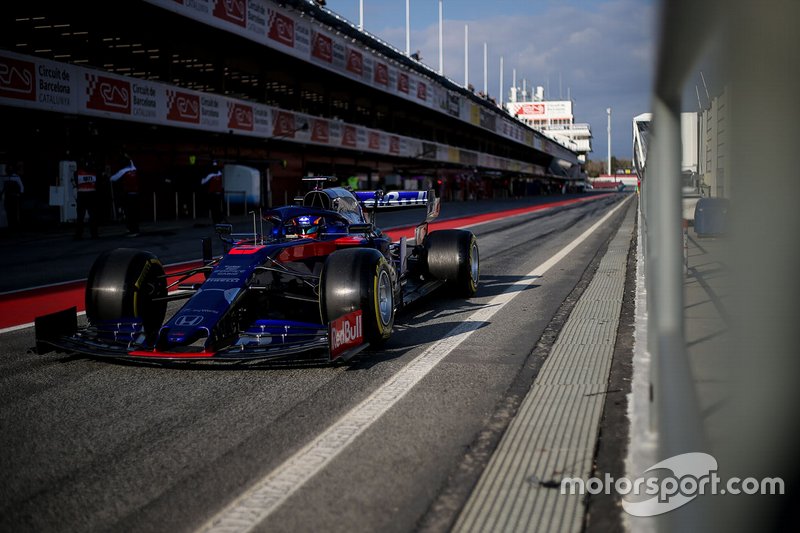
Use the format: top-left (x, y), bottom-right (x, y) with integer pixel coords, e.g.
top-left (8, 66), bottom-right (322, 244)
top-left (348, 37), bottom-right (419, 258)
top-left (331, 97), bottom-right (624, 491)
top-left (374, 62), bottom-right (388, 86)
top-left (389, 136), bottom-right (400, 155)
top-left (272, 111), bottom-right (296, 138)
top-left (311, 119), bottom-right (329, 143)
top-left (397, 72), bottom-right (409, 94)
top-left (341, 125), bottom-right (357, 148)
top-left (0, 55), bottom-right (35, 101)
top-left (417, 81), bottom-right (427, 101)
top-left (368, 131), bottom-right (380, 150)
top-left (166, 90), bottom-right (200, 123)
top-left (312, 32), bottom-right (333, 63)
top-left (346, 49), bottom-right (363, 76)
top-left (268, 10), bottom-right (295, 47)
top-left (213, 0), bottom-right (246, 27)
top-left (228, 102), bottom-right (254, 131)
top-left (85, 73), bottom-right (131, 114)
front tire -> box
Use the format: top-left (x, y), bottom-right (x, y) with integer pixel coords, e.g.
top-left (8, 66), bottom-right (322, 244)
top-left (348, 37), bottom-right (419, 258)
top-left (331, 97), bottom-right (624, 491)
top-left (85, 248), bottom-right (167, 338)
top-left (320, 248), bottom-right (395, 345)
top-left (423, 229), bottom-right (479, 297)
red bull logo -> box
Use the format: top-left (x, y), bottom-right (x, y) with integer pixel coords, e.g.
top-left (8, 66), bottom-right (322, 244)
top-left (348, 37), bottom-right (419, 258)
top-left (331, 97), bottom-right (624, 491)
top-left (329, 310), bottom-right (363, 359)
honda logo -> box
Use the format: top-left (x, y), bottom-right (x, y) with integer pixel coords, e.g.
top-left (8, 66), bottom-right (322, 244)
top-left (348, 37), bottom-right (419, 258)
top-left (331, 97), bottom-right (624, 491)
top-left (174, 315), bottom-right (203, 327)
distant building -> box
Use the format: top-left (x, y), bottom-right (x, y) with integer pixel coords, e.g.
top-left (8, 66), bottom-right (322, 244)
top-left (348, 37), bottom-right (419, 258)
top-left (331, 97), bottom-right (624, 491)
top-left (506, 85), bottom-right (593, 163)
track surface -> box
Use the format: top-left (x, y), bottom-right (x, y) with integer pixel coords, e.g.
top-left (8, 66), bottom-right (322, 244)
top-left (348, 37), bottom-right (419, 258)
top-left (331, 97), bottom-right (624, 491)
top-left (0, 193), bottom-right (632, 532)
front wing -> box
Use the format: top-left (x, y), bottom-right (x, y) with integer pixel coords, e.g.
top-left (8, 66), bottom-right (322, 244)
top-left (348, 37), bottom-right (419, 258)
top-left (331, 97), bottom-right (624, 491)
top-left (34, 308), bottom-right (369, 365)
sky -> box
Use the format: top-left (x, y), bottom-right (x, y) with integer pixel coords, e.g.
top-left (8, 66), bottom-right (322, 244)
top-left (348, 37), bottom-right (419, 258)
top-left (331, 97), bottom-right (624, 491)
top-left (323, 0), bottom-right (658, 160)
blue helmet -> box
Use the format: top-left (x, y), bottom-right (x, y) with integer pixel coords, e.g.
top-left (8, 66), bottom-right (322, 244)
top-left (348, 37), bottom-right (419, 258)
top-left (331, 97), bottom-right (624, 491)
top-left (288, 215), bottom-right (324, 236)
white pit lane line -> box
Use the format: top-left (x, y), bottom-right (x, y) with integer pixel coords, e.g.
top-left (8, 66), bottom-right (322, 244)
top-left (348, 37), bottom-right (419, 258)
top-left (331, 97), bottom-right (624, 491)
top-left (198, 195), bottom-right (632, 533)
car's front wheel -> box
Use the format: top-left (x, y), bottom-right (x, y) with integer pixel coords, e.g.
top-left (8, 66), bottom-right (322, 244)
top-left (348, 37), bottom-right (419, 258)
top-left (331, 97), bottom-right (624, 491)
top-left (85, 248), bottom-right (167, 339)
top-left (320, 248), bottom-right (395, 345)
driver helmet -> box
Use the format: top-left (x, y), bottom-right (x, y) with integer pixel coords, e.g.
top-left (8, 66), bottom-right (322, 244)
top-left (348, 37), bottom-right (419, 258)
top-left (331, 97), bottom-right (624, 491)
top-left (288, 215), bottom-right (324, 236)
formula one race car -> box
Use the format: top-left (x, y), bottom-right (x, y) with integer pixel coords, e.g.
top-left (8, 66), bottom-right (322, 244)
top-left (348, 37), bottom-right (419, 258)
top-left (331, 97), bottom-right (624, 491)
top-left (35, 178), bottom-right (479, 364)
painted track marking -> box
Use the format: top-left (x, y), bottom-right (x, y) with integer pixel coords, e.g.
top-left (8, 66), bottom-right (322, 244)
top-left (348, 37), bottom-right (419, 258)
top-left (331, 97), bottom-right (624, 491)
top-left (198, 195), bottom-right (632, 533)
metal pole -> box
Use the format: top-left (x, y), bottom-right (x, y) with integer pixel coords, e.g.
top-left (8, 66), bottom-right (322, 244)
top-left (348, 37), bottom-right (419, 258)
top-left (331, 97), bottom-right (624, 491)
top-left (607, 107), bottom-right (612, 174)
top-left (175, 191), bottom-right (179, 220)
top-left (499, 56), bottom-right (504, 107)
top-left (483, 42), bottom-right (487, 95)
top-left (438, 0), bottom-right (443, 75)
top-left (405, 0), bottom-right (410, 56)
top-left (464, 25), bottom-right (469, 88)
top-left (359, 0), bottom-right (364, 30)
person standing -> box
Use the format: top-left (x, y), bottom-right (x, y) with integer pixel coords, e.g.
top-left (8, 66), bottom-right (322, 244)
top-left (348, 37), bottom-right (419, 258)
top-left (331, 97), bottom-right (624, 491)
top-left (1, 164), bottom-right (24, 230)
top-left (110, 155), bottom-right (140, 236)
top-left (201, 160), bottom-right (224, 224)
top-left (73, 156), bottom-right (99, 239)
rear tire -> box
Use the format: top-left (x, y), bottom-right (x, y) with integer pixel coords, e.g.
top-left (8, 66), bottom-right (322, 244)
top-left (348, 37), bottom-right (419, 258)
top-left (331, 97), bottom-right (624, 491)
top-left (423, 229), bottom-right (479, 297)
top-left (85, 248), bottom-right (167, 337)
top-left (320, 248), bottom-right (395, 345)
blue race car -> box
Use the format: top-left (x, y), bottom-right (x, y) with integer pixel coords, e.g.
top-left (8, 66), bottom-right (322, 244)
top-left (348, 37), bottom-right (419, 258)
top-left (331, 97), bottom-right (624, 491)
top-left (35, 179), bottom-right (479, 364)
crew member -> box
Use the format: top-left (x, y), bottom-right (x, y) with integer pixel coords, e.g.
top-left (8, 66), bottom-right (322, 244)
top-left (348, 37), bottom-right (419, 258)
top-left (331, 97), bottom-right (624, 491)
top-left (73, 157), bottom-right (99, 239)
top-left (110, 155), bottom-right (140, 236)
top-left (201, 161), bottom-right (224, 224)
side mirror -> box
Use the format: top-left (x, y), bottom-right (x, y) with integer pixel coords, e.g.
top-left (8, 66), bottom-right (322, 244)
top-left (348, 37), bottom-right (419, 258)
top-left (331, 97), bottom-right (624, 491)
top-left (215, 223), bottom-right (233, 253)
top-left (215, 223), bottom-right (233, 238)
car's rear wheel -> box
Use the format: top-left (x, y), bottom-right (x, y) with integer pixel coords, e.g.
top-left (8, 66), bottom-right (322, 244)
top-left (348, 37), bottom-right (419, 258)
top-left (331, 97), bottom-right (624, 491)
top-left (320, 248), bottom-right (394, 345)
top-left (423, 229), bottom-right (480, 297)
top-left (85, 248), bottom-right (167, 338)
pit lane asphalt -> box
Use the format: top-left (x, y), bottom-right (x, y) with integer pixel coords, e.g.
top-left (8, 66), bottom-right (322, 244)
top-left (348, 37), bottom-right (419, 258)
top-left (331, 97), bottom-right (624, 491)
top-left (0, 192), bottom-right (633, 532)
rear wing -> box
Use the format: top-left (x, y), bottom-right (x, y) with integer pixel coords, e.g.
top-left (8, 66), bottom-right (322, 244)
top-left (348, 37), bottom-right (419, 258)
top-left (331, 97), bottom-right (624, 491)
top-left (355, 189), bottom-right (440, 222)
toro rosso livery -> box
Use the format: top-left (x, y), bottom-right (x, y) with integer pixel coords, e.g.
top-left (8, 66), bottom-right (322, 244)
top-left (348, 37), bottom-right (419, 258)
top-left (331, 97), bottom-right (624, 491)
top-left (35, 180), bottom-right (479, 363)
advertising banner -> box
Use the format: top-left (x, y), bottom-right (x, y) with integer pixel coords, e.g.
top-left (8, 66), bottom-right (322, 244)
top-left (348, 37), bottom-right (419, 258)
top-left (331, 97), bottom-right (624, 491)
top-left (1, 48), bottom-right (565, 171)
top-left (0, 50), bottom-right (76, 113)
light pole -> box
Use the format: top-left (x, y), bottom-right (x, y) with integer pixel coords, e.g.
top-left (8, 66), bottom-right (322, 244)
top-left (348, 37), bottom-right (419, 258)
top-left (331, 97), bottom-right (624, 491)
top-left (464, 24), bottom-right (469, 88)
top-left (483, 42), bottom-right (488, 95)
top-left (438, 0), bottom-right (443, 75)
top-left (499, 56), bottom-right (504, 107)
top-left (607, 107), bottom-right (612, 175)
top-left (359, 0), bottom-right (363, 30)
top-left (405, 0), bottom-right (410, 56)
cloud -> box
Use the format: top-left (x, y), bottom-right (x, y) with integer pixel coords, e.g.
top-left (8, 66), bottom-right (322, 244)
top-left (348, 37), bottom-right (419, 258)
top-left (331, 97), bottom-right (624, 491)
top-left (376, 0), bottom-right (657, 159)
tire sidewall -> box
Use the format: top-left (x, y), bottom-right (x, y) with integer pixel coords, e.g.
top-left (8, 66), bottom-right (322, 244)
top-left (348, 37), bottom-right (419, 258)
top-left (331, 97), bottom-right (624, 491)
top-left (85, 248), bottom-right (167, 335)
top-left (320, 248), bottom-right (395, 344)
